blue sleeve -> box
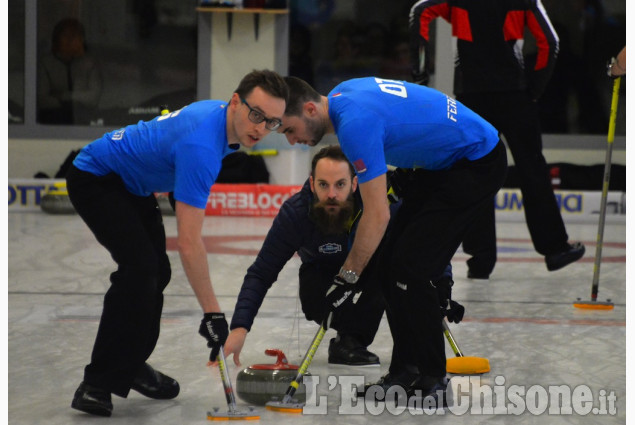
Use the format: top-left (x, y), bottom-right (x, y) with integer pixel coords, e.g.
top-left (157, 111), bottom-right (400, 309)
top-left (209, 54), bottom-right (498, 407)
top-left (174, 143), bottom-right (218, 209)
top-left (335, 111), bottom-right (388, 184)
top-left (230, 197), bottom-right (306, 331)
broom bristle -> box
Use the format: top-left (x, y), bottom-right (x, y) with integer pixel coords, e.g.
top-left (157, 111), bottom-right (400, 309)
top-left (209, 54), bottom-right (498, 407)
top-left (265, 402), bottom-right (304, 413)
top-left (446, 356), bottom-right (490, 374)
top-left (573, 300), bottom-right (614, 310)
top-left (207, 411), bottom-right (260, 421)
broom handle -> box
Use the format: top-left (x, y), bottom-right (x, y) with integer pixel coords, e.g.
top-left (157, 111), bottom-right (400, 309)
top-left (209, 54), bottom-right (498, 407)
top-left (282, 323), bottom-right (327, 402)
top-left (217, 347), bottom-right (238, 413)
top-left (591, 76), bottom-right (621, 301)
top-left (442, 319), bottom-right (464, 358)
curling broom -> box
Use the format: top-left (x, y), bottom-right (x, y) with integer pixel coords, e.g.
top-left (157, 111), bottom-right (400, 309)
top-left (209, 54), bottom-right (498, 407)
top-left (207, 347), bottom-right (260, 421)
top-left (443, 319), bottom-right (490, 374)
top-left (265, 319), bottom-right (327, 413)
top-left (573, 77), bottom-right (621, 310)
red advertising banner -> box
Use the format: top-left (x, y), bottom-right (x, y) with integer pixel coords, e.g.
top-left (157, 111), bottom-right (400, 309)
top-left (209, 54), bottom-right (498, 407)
top-left (204, 183), bottom-right (302, 217)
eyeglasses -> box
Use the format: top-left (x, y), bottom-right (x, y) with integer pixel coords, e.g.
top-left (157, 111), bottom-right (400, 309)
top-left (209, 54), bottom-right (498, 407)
top-left (241, 98), bottom-right (282, 131)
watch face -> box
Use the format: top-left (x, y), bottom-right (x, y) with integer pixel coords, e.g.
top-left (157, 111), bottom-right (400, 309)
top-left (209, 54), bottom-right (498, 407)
top-left (339, 269), bottom-right (359, 284)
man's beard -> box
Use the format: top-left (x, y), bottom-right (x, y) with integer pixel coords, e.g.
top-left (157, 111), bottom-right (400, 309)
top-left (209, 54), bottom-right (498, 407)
top-left (309, 194), bottom-right (355, 235)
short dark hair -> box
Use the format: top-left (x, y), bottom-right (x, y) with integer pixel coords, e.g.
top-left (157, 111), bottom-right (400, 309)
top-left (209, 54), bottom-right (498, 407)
top-left (284, 76), bottom-right (321, 116)
top-left (311, 145), bottom-right (355, 179)
top-left (235, 70), bottom-right (289, 103)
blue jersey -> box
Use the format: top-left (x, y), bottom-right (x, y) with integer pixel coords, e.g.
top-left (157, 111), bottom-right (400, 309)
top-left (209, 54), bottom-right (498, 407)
top-left (327, 77), bottom-right (499, 183)
top-left (73, 100), bottom-right (238, 209)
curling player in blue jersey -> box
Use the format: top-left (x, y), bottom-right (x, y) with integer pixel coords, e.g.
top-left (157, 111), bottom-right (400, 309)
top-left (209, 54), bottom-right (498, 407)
top-left (66, 70), bottom-right (288, 417)
top-left (277, 76), bottom-right (507, 406)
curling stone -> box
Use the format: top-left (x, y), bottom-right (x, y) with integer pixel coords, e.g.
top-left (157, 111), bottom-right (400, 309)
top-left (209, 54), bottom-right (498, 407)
top-left (40, 182), bottom-right (76, 215)
top-left (236, 349), bottom-right (310, 406)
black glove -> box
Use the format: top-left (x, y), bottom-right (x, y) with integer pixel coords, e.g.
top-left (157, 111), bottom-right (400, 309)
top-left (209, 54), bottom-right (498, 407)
top-left (444, 300), bottom-right (465, 323)
top-left (433, 276), bottom-right (453, 307)
top-left (326, 275), bottom-right (358, 312)
top-left (433, 277), bottom-right (464, 323)
top-left (387, 168), bottom-right (413, 203)
top-left (198, 312), bottom-right (229, 362)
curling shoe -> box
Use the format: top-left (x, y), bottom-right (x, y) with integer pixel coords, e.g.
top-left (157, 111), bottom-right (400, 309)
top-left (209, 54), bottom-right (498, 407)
top-left (328, 334), bottom-right (380, 366)
top-left (545, 242), bottom-right (585, 271)
top-left (356, 368), bottom-right (420, 397)
top-left (71, 382), bottom-right (113, 417)
top-left (131, 363), bottom-right (180, 399)
top-left (403, 375), bottom-right (450, 409)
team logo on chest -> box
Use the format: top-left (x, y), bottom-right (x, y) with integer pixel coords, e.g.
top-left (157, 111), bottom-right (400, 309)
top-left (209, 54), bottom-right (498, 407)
top-left (319, 243), bottom-right (343, 254)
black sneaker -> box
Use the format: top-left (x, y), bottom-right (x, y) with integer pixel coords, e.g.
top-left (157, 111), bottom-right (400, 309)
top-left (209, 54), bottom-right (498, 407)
top-left (131, 363), bottom-right (180, 400)
top-left (328, 335), bottom-right (380, 366)
top-left (71, 382), bottom-right (113, 417)
top-left (403, 376), bottom-right (449, 409)
top-left (356, 369), bottom-right (420, 397)
top-left (545, 242), bottom-right (585, 271)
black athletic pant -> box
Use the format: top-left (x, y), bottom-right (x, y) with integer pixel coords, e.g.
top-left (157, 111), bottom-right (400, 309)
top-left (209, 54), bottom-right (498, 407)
top-left (379, 141), bottom-right (508, 378)
top-left (66, 165), bottom-right (171, 397)
top-left (298, 261), bottom-right (384, 347)
top-left (459, 91), bottom-right (570, 275)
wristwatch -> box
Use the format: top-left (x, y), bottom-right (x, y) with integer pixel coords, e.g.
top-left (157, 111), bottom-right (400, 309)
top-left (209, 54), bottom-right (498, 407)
top-left (338, 268), bottom-right (359, 284)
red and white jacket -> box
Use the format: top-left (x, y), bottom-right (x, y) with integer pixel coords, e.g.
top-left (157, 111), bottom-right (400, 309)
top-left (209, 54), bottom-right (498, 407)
top-left (409, 0), bottom-right (559, 100)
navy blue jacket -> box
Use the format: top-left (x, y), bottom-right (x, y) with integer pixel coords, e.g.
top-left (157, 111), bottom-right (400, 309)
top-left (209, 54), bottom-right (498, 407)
top-left (229, 176), bottom-right (452, 331)
top-left (230, 179), bottom-right (360, 331)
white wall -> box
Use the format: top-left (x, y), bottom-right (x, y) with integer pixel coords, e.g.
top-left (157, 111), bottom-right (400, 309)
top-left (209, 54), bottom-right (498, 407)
top-left (8, 138), bottom-right (93, 178)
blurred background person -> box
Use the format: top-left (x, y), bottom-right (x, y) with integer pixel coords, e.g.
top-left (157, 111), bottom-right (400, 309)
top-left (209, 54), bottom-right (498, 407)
top-left (37, 18), bottom-right (103, 125)
top-left (409, 0), bottom-right (586, 278)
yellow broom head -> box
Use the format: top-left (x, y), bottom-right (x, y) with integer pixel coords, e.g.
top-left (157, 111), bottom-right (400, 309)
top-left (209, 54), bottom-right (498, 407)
top-left (265, 401), bottom-right (304, 413)
top-left (446, 356), bottom-right (490, 374)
